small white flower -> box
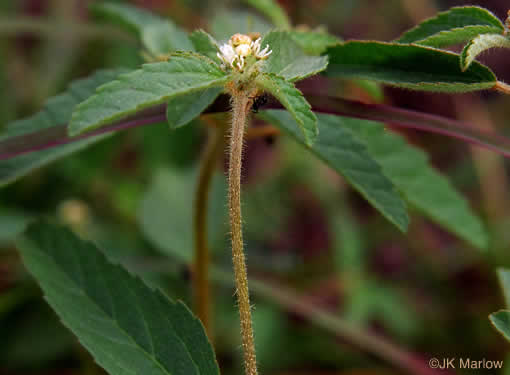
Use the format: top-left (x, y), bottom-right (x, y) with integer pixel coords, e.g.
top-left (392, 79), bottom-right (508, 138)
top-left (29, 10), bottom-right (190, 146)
top-left (217, 44), bottom-right (237, 69)
top-left (235, 43), bottom-right (252, 57)
top-left (217, 33), bottom-right (272, 71)
top-left (251, 38), bottom-right (272, 60)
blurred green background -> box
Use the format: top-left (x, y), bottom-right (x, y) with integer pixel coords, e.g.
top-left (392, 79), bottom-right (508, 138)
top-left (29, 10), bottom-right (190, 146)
top-left (2, 0), bottom-right (510, 374)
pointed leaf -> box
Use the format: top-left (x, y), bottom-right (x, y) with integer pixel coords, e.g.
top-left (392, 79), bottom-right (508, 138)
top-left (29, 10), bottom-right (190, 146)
top-left (490, 310), bottom-right (510, 342)
top-left (142, 21), bottom-right (194, 56)
top-left (289, 29), bottom-right (341, 55)
top-left (396, 6), bottom-right (504, 47)
top-left (166, 88), bottom-right (222, 130)
top-left (337, 116), bottom-right (488, 250)
top-left (256, 74), bottom-right (318, 146)
top-left (261, 30), bottom-right (328, 82)
top-left (325, 41), bottom-right (496, 92)
top-left (17, 221), bottom-right (220, 375)
top-left (259, 110), bottom-right (409, 232)
top-left (242, 0), bottom-right (291, 29)
top-left (69, 53), bottom-right (228, 136)
top-left (0, 69), bottom-right (127, 186)
top-left (460, 33), bottom-right (510, 71)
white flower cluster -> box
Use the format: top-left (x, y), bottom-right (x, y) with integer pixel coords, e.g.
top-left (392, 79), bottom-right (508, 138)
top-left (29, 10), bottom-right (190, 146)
top-left (217, 33), bottom-right (272, 71)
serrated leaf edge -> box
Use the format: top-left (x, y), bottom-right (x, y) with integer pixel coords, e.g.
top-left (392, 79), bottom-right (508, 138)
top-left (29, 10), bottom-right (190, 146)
top-left (460, 33), bottom-right (510, 71)
top-left (69, 53), bottom-right (228, 136)
top-left (256, 73), bottom-right (318, 146)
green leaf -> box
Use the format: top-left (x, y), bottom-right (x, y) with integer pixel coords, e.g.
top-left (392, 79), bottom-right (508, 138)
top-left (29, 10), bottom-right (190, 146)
top-left (498, 268), bottom-right (510, 308)
top-left (139, 168), bottom-right (227, 262)
top-left (259, 110), bottom-right (409, 232)
top-left (142, 21), bottom-right (194, 56)
top-left (90, 2), bottom-right (163, 36)
top-left (337, 116), bottom-right (488, 250)
top-left (256, 74), bottom-right (318, 146)
top-left (17, 221), bottom-right (220, 375)
top-left (460, 33), bottom-right (510, 71)
top-left (69, 53), bottom-right (228, 136)
top-left (0, 69), bottom-right (126, 186)
top-left (242, 0), bottom-right (291, 29)
top-left (261, 30), bottom-right (328, 82)
top-left (288, 29), bottom-right (341, 55)
top-left (396, 6), bottom-right (504, 47)
top-left (211, 9), bottom-right (272, 42)
top-left (490, 310), bottom-right (510, 342)
top-left (166, 88), bottom-right (222, 130)
top-left (189, 30), bottom-right (221, 61)
top-left (325, 41), bottom-right (496, 92)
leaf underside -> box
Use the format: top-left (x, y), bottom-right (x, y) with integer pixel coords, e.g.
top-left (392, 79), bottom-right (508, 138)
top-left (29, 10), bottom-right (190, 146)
top-left (460, 33), bottom-right (510, 71)
top-left (259, 110), bottom-right (409, 232)
top-left (17, 221), bottom-right (220, 375)
top-left (336, 115), bottom-right (488, 250)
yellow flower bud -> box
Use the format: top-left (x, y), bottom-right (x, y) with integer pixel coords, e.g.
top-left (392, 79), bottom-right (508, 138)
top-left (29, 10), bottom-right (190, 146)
top-left (230, 33), bottom-right (252, 47)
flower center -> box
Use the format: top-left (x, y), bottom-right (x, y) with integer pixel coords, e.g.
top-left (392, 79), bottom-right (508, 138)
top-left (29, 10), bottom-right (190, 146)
top-left (217, 33), bottom-right (272, 71)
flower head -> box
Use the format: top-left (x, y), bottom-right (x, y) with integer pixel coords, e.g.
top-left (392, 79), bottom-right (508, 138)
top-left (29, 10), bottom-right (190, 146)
top-left (251, 37), bottom-right (272, 59)
top-left (217, 33), bottom-right (272, 71)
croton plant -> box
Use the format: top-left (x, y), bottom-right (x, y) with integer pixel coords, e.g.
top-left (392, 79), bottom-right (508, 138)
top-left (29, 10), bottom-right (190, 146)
top-left (4, 2), bottom-right (510, 375)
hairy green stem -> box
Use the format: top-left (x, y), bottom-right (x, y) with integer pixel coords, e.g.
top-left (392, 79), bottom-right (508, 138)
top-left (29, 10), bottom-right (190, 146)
top-left (228, 91), bottom-right (258, 375)
top-left (193, 120), bottom-right (225, 338)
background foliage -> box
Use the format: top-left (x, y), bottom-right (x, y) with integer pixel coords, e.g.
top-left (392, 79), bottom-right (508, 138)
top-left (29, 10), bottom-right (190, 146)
top-left (2, 0), bottom-right (510, 374)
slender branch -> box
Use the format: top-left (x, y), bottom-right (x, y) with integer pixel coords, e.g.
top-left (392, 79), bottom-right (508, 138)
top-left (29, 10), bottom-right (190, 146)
top-left (7, 94), bottom-right (510, 161)
top-left (193, 118), bottom-right (225, 339)
top-left (228, 91), bottom-right (258, 375)
top-left (0, 114), bottom-right (167, 160)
